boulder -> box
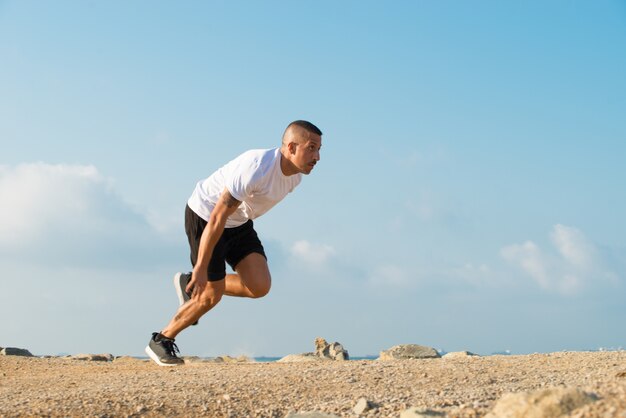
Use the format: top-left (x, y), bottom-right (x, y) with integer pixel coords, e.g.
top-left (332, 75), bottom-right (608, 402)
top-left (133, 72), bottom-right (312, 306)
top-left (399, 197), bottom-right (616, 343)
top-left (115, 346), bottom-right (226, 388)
top-left (280, 338), bottom-right (349, 362)
top-left (379, 344), bottom-right (440, 360)
top-left (70, 353), bottom-right (114, 361)
top-left (442, 351), bottom-right (479, 359)
top-left (1, 347), bottom-right (34, 357)
top-left (315, 337), bottom-right (349, 360)
top-left (484, 387), bottom-right (598, 418)
top-left (400, 408), bottom-right (447, 418)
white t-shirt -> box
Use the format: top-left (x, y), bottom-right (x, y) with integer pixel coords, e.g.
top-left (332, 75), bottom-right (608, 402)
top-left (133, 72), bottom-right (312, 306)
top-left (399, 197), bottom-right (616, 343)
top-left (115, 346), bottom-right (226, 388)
top-left (187, 148), bottom-right (302, 228)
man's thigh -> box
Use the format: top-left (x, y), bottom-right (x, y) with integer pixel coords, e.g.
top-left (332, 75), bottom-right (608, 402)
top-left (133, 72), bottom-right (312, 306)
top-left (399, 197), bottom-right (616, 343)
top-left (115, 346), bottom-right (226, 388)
top-left (235, 252), bottom-right (271, 294)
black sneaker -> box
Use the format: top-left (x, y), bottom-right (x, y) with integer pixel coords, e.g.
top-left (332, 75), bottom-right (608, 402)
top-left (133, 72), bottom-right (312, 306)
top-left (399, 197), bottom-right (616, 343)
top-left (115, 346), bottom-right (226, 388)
top-left (145, 332), bottom-right (184, 366)
top-left (173, 272), bottom-right (198, 326)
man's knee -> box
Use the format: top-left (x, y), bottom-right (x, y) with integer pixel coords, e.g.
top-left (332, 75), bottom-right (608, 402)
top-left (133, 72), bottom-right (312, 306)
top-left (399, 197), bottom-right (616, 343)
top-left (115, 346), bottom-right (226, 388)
top-left (250, 281), bottom-right (271, 298)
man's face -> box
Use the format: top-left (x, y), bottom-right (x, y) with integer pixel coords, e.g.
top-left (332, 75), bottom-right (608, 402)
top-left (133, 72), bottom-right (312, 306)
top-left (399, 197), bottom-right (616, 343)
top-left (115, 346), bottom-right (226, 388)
top-left (293, 133), bottom-right (322, 175)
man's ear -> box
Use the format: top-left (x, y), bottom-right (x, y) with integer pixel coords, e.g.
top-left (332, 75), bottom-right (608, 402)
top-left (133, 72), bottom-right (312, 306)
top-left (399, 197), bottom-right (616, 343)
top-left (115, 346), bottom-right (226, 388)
top-left (288, 141), bottom-right (297, 154)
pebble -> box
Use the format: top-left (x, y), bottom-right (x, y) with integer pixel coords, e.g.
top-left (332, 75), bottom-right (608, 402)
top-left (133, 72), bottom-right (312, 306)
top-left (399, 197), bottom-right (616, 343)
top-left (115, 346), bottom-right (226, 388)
top-left (353, 397), bottom-right (374, 414)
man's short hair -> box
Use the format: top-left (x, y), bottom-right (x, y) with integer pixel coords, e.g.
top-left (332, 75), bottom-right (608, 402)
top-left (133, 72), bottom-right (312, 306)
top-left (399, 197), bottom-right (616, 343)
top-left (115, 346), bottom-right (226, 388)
top-left (287, 120), bottom-right (322, 136)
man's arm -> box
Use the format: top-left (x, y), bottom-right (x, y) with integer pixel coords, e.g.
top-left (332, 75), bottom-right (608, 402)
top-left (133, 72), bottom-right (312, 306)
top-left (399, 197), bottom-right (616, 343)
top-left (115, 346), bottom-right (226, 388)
top-left (187, 188), bottom-right (241, 294)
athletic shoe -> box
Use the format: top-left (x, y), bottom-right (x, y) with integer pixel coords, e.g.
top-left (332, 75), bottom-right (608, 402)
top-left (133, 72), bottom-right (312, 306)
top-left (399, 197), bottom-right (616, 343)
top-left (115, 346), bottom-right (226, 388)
top-left (174, 272), bottom-right (192, 305)
top-left (173, 272), bottom-right (198, 326)
top-left (145, 332), bottom-right (184, 366)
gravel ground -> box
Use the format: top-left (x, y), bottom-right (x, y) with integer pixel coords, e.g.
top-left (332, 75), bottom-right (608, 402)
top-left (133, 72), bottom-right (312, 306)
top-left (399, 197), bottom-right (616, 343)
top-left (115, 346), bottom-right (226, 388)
top-left (2, 351), bottom-right (626, 417)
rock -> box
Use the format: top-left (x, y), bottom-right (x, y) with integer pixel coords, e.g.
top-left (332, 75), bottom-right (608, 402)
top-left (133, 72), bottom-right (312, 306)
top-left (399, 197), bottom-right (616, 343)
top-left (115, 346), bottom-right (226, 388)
top-left (277, 353), bottom-right (326, 363)
top-left (442, 351), bottom-right (479, 359)
top-left (1, 347), bottom-right (34, 357)
top-left (314, 337), bottom-right (349, 360)
top-left (285, 413), bottom-right (340, 418)
top-left (70, 353), bottom-right (114, 361)
top-left (379, 344), bottom-right (440, 360)
top-left (182, 356), bottom-right (204, 363)
top-left (114, 356), bottom-right (145, 363)
top-left (216, 355), bottom-right (253, 363)
top-left (400, 408), bottom-right (447, 417)
top-left (484, 387), bottom-right (598, 418)
top-left (328, 342), bottom-right (348, 360)
top-left (353, 398), bottom-right (375, 414)
top-left (280, 338), bottom-right (349, 363)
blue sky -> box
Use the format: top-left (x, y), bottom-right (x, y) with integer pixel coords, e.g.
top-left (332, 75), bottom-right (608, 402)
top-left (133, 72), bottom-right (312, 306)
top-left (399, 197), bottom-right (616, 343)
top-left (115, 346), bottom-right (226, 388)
top-left (1, 1), bottom-right (625, 357)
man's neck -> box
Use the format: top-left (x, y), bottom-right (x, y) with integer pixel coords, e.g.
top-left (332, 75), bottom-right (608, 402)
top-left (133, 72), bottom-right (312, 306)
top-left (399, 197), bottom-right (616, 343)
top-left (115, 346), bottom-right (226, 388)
top-left (279, 149), bottom-right (299, 176)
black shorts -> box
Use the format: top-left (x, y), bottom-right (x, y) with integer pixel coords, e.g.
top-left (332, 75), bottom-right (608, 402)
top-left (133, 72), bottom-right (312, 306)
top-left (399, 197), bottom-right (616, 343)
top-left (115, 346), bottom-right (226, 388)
top-left (185, 205), bottom-right (266, 281)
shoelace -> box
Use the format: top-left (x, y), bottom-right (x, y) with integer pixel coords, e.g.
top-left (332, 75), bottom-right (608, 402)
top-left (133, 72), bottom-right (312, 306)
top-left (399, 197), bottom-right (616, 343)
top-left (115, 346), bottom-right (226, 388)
top-left (162, 339), bottom-right (181, 358)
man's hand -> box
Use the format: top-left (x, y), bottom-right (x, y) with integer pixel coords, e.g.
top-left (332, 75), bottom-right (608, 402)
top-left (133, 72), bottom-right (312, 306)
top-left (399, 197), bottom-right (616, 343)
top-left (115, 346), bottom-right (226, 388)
top-left (188, 188), bottom-right (241, 298)
top-left (188, 269), bottom-right (208, 297)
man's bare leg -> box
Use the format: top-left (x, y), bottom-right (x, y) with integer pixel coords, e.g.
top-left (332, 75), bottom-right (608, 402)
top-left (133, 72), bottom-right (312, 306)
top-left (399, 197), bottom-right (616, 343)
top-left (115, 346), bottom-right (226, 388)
top-left (161, 279), bottom-right (225, 339)
top-left (224, 252), bottom-right (271, 298)
top-left (161, 253), bottom-right (270, 338)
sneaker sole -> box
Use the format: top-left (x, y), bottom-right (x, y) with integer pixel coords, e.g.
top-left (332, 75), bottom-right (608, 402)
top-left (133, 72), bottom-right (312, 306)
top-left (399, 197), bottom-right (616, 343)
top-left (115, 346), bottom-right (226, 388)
top-left (173, 272), bottom-right (198, 326)
top-left (173, 272), bottom-right (188, 306)
top-left (145, 345), bottom-right (184, 367)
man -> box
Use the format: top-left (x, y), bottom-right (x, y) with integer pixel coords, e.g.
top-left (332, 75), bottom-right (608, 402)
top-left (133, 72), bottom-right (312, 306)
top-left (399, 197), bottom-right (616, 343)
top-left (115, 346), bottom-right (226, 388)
top-left (145, 120), bottom-right (322, 366)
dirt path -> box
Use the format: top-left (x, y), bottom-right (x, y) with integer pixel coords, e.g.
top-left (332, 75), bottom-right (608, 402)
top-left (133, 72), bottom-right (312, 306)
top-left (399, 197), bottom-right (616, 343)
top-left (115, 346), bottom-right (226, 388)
top-left (2, 351), bottom-right (626, 417)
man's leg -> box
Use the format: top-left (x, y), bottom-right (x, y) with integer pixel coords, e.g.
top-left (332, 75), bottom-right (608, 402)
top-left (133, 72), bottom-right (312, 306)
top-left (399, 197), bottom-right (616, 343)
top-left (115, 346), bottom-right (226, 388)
top-left (161, 278), bottom-right (226, 339)
top-left (224, 252), bottom-right (271, 298)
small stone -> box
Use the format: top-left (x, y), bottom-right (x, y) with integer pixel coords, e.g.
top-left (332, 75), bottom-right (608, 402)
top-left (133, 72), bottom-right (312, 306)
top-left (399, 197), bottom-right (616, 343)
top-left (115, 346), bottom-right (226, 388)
top-left (353, 398), bottom-right (374, 415)
top-left (114, 356), bottom-right (144, 363)
top-left (216, 355), bottom-right (253, 363)
top-left (379, 344), bottom-right (440, 360)
top-left (70, 353), bottom-right (114, 361)
top-left (223, 394), bottom-right (231, 401)
top-left (400, 407), bottom-right (447, 418)
top-left (442, 351), bottom-right (479, 359)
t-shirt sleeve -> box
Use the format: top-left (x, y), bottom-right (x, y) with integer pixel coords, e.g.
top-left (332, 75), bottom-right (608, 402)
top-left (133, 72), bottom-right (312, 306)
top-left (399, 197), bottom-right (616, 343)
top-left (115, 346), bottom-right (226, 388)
top-left (223, 158), bottom-right (258, 202)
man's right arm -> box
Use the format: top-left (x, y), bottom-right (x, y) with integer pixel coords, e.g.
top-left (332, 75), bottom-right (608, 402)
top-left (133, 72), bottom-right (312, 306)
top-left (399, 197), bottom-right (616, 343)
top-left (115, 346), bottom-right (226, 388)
top-left (187, 188), bottom-right (242, 294)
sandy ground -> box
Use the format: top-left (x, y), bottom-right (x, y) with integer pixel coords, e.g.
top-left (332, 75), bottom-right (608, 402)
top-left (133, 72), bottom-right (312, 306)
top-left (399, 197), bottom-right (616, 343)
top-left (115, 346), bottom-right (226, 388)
top-left (2, 351), bottom-right (626, 417)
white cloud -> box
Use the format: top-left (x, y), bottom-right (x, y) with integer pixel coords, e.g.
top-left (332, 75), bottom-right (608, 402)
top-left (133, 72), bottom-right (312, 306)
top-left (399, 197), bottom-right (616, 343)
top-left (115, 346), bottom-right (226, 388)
top-left (290, 240), bottom-right (335, 265)
top-left (500, 241), bottom-right (551, 289)
top-left (550, 224), bottom-right (594, 269)
top-left (0, 163), bottom-right (178, 268)
top-left (500, 224), bottom-right (617, 296)
top-left (0, 163), bottom-right (105, 245)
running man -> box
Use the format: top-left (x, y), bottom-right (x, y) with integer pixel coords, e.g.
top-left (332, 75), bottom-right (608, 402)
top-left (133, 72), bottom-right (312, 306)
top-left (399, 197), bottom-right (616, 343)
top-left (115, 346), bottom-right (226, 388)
top-left (145, 120), bottom-right (322, 366)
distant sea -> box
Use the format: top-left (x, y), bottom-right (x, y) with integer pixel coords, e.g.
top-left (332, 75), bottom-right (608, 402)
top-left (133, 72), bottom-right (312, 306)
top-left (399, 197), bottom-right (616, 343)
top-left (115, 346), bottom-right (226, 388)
top-left (254, 356), bottom-right (378, 362)
top-left (103, 347), bottom-right (626, 362)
